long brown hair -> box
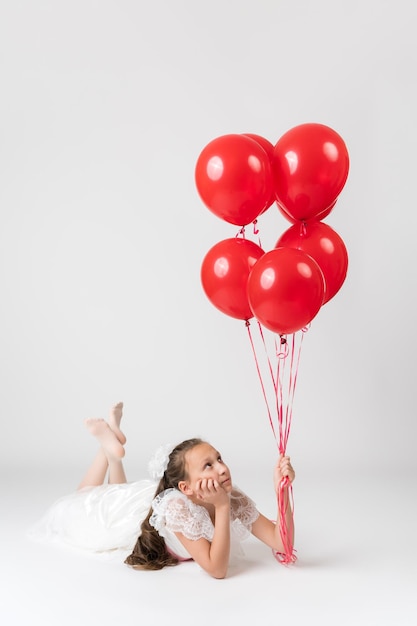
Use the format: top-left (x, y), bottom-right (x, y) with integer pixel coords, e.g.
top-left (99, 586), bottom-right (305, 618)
top-left (124, 438), bottom-right (204, 571)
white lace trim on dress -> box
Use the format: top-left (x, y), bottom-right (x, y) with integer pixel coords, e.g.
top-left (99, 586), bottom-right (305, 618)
top-left (149, 487), bottom-right (259, 543)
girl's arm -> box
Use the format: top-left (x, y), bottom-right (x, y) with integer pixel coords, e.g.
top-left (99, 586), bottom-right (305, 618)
top-left (250, 456), bottom-right (295, 552)
top-left (175, 478), bottom-right (231, 579)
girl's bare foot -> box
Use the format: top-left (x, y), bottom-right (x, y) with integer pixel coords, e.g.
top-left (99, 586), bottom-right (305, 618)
top-left (85, 418), bottom-right (125, 459)
top-left (109, 401), bottom-right (126, 445)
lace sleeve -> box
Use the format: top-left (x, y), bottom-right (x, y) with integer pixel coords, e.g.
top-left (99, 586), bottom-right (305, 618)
top-left (149, 489), bottom-right (214, 542)
top-left (229, 487), bottom-right (260, 540)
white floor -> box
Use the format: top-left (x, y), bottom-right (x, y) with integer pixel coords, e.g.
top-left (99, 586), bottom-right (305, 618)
top-left (2, 468), bottom-right (416, 626)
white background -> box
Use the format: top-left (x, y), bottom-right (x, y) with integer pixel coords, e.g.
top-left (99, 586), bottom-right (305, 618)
top-left (0, 2), bottom-right (416, 625)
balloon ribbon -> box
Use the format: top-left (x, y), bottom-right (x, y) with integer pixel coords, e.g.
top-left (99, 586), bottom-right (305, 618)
top-left (246, 321), bottom-right (307, 564)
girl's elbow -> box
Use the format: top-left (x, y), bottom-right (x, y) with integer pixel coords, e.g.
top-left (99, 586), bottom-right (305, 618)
top-left (206, 563), bottom-right (228, 579)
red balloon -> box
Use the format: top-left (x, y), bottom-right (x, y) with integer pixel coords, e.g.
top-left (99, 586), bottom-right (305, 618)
top-left (195, 134), bottom-right (274, 226)
top-left (201, 238), bottom-right (265, 320)
top-left (243, 133), bottom-right (275, 160)
top-left (243, 133), bottom-right (276, 212)
top-left (247, 247), bottom-right (325, 335)
top-left (276, 221), bottom-right (348, 304)
top-left (273, 123), bottom-right (349, 222)
top-left (277, 199), bottom-right (336, 224)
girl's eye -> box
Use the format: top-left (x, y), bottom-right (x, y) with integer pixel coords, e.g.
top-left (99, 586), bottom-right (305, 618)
top-left (204, 463), bottom-right (212, 469)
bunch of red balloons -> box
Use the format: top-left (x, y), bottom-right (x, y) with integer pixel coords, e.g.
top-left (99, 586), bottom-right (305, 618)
top-left (196, 123), bottom-right (350, 335)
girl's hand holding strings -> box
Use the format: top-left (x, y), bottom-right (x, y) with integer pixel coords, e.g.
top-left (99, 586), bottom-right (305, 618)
top-left (274, 455), bottom-right (295, 493)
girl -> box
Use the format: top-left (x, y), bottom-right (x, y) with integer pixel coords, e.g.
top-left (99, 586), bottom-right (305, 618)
top-left (30, 402), bottom-right (295, 579)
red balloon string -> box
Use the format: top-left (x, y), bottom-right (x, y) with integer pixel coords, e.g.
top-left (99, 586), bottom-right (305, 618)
top-left (299, 220), bottom-right (307, 237)
top-left (274, 478), bottom-right (296, 565)
top-left (245, 320), bottom-right (278, 442)
top-left (245, 320), bottom-right (308, 564)
top-left (235, 223), bottom-right (263, 248)
top-left (252, 219), bottom-right (263, 248)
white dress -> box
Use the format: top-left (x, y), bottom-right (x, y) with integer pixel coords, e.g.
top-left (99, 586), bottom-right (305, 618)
top-left (149, 487), bottom-right (260, 559)
top-left (29, 479), bottom-right (158, 554)
top-left (29, 481), bottom-right (259, 561)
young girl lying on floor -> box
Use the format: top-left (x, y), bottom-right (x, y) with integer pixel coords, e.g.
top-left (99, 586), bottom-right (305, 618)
top-left (31, 402), bottom-right (295, 578)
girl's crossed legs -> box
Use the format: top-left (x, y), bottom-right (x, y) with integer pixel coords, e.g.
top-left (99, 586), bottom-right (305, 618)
top-left (78, 402), bottom-right (127, 490)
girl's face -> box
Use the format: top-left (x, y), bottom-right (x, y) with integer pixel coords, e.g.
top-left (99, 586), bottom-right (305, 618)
top-left (181, 442), bottom-right (232, 495)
